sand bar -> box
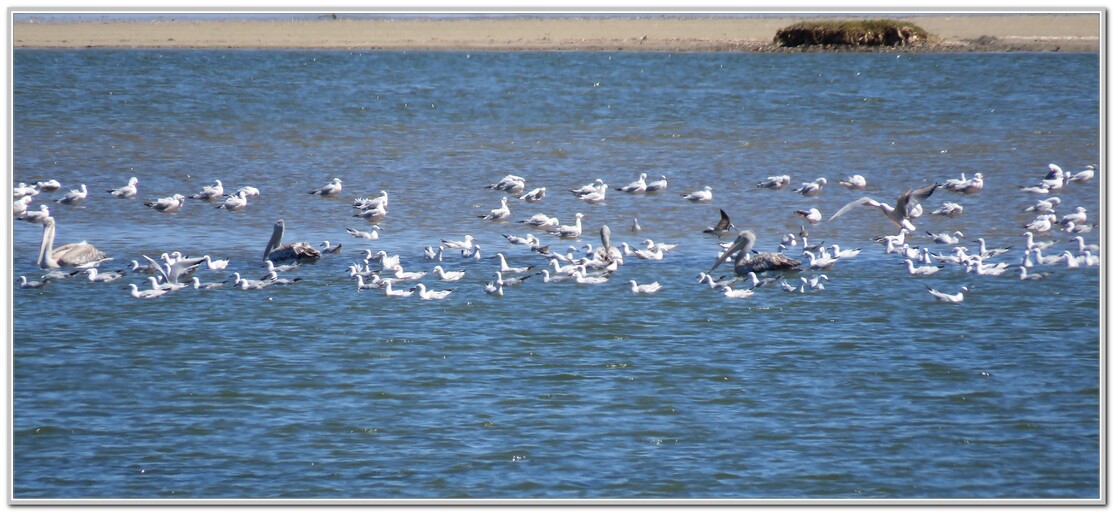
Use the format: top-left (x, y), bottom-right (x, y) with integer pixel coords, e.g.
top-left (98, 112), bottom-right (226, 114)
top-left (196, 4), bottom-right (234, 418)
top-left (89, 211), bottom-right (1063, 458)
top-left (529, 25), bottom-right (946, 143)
top-left (12, 14), bottom-right (1101, 52)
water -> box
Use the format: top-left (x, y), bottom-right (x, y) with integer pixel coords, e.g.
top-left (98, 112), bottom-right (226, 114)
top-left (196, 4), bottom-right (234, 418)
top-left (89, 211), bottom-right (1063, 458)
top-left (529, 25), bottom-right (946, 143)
top-left (12, 49), bottom-right (1100, 500)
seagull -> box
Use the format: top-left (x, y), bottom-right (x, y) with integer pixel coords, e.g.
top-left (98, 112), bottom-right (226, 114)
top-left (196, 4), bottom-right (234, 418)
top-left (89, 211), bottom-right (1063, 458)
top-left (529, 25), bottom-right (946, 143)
top-left (35, 179), bottom-right (61, 192)
top-left (236, 186), bottom-right (261, 197)
top-left (519, 213), bottom-right (559, 229)
top-left (20, 204), bottom-right (51, 224)
top-left (721, 286), bottom-right (755, 299)
top-left (18, 276), bottom-right (49, 289)
top-left (1017, 267), bottom-right (1052, 281)
top-left (483, 280), bottom-right (504, 296)
top-left (904, 259), bottom-right (943, 275)
top-left (189, 179), bottom-right (224, 201)
top-left (495, 253), bottom-right (533, 274)
top-left (309, 177), bottom-right (343, 196)
top-left (485, 174), bottom-right (526, 194)
top-left (578, 183), bottom-right (608, 204)
top-left (319, 241), bottom-right (343, 254)
top-left (643, 239), bottom-right (678, 253)
top-left (744, 271), bottom-right (781, 289)
top-left (628, 280), bottom-right (662, 294)
top-left (347, 226), bottom-right (381, 240)
top-left (1023, 232), bottom-right (1056, 251)
top-left (571, 178), bottom-right (604, 197)
top-left (1057, 206), bottom-right (1087, 226)
top-left (1024, 214), bottom-right (1056, 234)
top-left (353, 190), bottom-right (389, 210)
top-left (479, 196), bottom-right (511, 221)
top-left (616, 173), bottom-right (648, 193)
top-left (926, 285), bottom-right (968, 303)
top-left (944, 172), bottom-right (983, 194)
top-left (216, 190), bottom-right (248, 211)
top-left (830, 245), bottom-right (861, 259)
top-left (264, 259), bottom-right (300, 274)
top-left (631, 217), bottom-right (642, 232)
top-left (432, 266), bottom-right (466, 281)
top-left (682, 186), bottom-right (713, 203)
top-left (13, 196), bottom-right (33, 217)
top-left (127, 283), bottom-right (168, 299)
top-left (1070, 236), bottom-right (1099, 253)
top-left (518, 187), bottom-right (546, 203)
top-left (570, 269), bottom-right (610, 285)
top-left (13, 182), bottom-right (39, 199)
top-left (55, 184), bottom-right (88, 205)
top-left (703, 209), bottom-right (734, 237)
top-left (793, 177), bottom-right (827, 197)
top-left (802, 274), bottom-right (829, 291)
top-left (931, 202), bottom-right (964, 217)
top-left (203, 255), bottom-right (230, 270)
top-left (84, 268), bottom-right (125, 283)
top-left (145, 194), bottom-right (186, 213)
top-left (828, 183), bottom-right (939, 232)
top-left (496, 271), bottom-right (532, 287)
top-left (552, 213), bottom-right (585, 239)
top-left (804, 251), bottom-right (838, 270)
top-left (190, 277), bottom-right (225, 289)
top-left (1069, 165), bottom-right (1095, 184)
top-left (838, 175), bottom-right (867, 190)
top-left (756, 175), bottom-right (791, 189)
top-left (645, 176), bottom-right (668, 193)
top-left (412, 283), bottom-right (453, 300)
top-left (926, 231), bottom-right (964, 245)
top-left (352, 204), bottom-right (388, 222)
top-left (383, 280), bottom-right (414, 298)
top-left (698, 272), bottom-right (736, 290)
top-left (794, 208), bottom-right (822, 224)
top-left (107, 177), bottom-right (139, 198)
top-left (502, 233), bottom-right (539, 248)
top-left (1024, 196), bottom-right (1060, 213)
top-left (442, 234), bottom-right (477, 253)
top-left (779, 280), bottom-right (798, 293)
top-left (537, 269), bottom-right (573, 283)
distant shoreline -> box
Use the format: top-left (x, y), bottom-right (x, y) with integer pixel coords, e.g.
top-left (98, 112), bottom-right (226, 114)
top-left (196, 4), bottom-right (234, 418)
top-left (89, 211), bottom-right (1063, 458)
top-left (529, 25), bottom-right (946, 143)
top-left (12, 14), bottom-right (1101, 52)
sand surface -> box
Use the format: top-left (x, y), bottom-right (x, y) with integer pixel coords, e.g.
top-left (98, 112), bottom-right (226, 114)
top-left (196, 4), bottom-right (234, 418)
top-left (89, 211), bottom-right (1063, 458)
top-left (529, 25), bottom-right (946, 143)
top-left (12, 14), bottom-right (1101, 52)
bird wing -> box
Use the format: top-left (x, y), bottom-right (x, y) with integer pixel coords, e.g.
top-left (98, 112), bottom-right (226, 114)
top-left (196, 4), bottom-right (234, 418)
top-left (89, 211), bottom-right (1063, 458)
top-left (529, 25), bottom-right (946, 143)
top-left (713, 209), bottom-right (731, 231)
top-left (142, 255), bottom-right (171, 284)
top-left (827, 197), bottom-right (878, 221)
top-left (894, 183), bottom-right (938, 220)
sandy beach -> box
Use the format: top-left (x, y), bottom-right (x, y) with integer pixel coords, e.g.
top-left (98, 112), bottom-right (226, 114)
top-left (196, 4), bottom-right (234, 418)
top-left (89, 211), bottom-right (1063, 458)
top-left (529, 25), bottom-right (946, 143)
top-left (12, 13), bottom-right (1102, 52)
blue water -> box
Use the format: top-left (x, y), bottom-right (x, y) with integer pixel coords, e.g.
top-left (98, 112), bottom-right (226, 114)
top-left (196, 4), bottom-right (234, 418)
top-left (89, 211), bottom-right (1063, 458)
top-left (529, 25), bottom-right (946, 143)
top-left (11, 49), bottom-right (1100, 500)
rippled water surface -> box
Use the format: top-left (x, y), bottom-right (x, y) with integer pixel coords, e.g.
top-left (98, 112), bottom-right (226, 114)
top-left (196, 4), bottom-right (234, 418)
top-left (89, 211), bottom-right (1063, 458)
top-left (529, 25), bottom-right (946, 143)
top-left (12, 50), bottom-right (1101, 500)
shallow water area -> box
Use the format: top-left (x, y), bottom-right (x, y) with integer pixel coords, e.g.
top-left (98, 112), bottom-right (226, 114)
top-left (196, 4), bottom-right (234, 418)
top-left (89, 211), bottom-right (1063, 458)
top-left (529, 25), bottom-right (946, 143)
top-left (11, 49), bottom-right (1100, 500)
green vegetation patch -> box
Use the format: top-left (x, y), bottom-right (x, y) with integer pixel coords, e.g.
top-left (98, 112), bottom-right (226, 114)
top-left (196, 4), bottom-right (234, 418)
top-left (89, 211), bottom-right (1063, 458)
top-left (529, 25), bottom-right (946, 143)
top-left (774, 19), bottom-right (930, 48)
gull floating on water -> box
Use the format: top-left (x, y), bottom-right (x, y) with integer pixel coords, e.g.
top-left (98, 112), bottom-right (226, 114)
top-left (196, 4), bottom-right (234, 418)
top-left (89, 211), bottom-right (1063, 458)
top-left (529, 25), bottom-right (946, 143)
top-left (1024, 214), bottom-right (1056, 234)
top-left (930, 202), bottom-right (964, 217)
top-left (628, 280), bottom-right (662, 294)
top-left (35, 179), bottom-right (60, 192)
top-left (926, 231), bottom-right (964, 245)
top-left (756, 175), bottom-right (791, 189)
top-left (216, 190), bottom-right (248, 211)
top-left (486, 175), bottom-right (526, 194)
top-left (84, 268), bottom-right (125, 283)
top-left (309, 177), bottom-right (343, 197)
top-left (190, 179), bottom-right (223, 201)
top-left (838, 175), bottom-right (867, 190)
top-left (518, 187), bottom-right (546, 203)
top-left (1057, 206), bottom-right (1087, 226)
top-left (645, 176), bottom-right (668, 193)
top-left (411, 283), bottom-right (453, 300)
top-left (347, 226), bottom-right (381, 240)
top-left (551, 212), bottom-right (585, 239)
top-left (191, 277), bottom-right (225, 289)
top-left (794, 177), bottom-right (827, 197)
top-left (943, 172), bottom-right (983, 194)
top-left (571, 178), bottom-right (604, 197)
top-left (721, 286), bottom-right (755, 298)
top-left (352, 204), bottom-right (388, 222)
top-left (442, 234), bottom-right (477, 254)
top-left (904, 259), bottom-right (943, 276)
top-left (578, 183), bottom-right (608, 204)
top-left (479, 196), bottom-right (511, 221)
top-left (108, 177), bottom-right (139, 199)
top-left (1017, 267), bottom-right (1052, 281)
top-left (926, 285), bottom-right (967, 303)
top-left (519, 213), bottom-right (559, 230)
top-left (319, 241), bottom-right (343, 254)
top-left (127, 283), bottom-right (168, 299)
top-left (616, 173), bottom-right (648, 193)
top-left (236, 186), bottom-right (261, 197)
top-left (1024, 196), bottom-right (1060, 213)
top-left (13, 182), bottom-right (39, 199)
top-left (145, 194), bottom-right (186, 213)
top-left (18, 276), bottom-right (49, 289)
top-left (794, 208), bottom-right (822, 224)
top-left (682, 186), bottom-right (713, 203)
top-left (55, 184), bottom-right (87, 205)
top-left (432, 265), bottom-right (466, 281)
top-left (1069, 165), bottom-right (1095, 184)
top-left (353, 190), bottom-right (388, 210)
top-left (13, 196), bottom-right (33, 217)
top-left (382, 280), bottom-right (414, 297)
top-left (20, 204), bottom-right (50, 224)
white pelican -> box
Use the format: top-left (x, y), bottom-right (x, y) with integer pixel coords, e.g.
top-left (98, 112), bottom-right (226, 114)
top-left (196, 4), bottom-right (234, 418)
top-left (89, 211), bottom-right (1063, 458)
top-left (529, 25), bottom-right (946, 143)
top-left (84, 268), bottom-right (124, 283)
top-left (645, 176), bottom-right (668, 193)
top-left (682, 186), bottom-right (713, 203)
top-left (1024, 196), bottom-right (1060, 213)
top-left (190, 179), bottom-right (224, 200)
top-left (347, 226), bottom-right (380, 240)
top-left (519, 213), bottom-right (559, 229)
top-left (485, 175), bottom-right (526, 194)
top-left (926, 231), bottom-right (964, 245)
top-left (36, 218), bottom-right (107, 269)
top-left (628, 280), bottom-right (662, 294)
top-left (518, 187), bottom-right (546, 203)
top-left (263, 219), bottom-right (322, 263)
top-left (721, 286), bottom-right (755, 299)
top-left (479, 196), bottom-right (511, 221)
top-left (127, 283), bottom-right (168, 299)
top-left (55, 184), bottom-right (87, 205)
top-left (107, 177), bottom-right (139, 199)
top-left (432, 265), bottom-right (465, 281)
top-left (145, 194), bottom-right (186, 213)
top-left (442, 234), bottom-right (477, 253)
top-left (794, 208), bottom-right (822, 224)
top-left (383, 281), bottom-right (413, 297)
top-left (710, 231), bottom-right (801, 276)
top-left (828, 183), bottom-right (938, 232)
top-left (216, 190), bottom-right (248, 211)
top-left (793, 177), bottom-right (827, 197)
top-left (552, 213), bottom-right (585, 239)
top-left (20, 204), bottom-right (50, 224)
top-left (756, 175), bottom-right (791, 189)
top-left (904, 259), bottom-right (942, 276)
top-left (309, 177), bottom-right (343, 196)
top-left (578, 183), bottom-right (608, 204)
top-left (571, 179), bottom-right (604, 197)
top-left (616, 172), bottom-right (647, 193)
top-left (18, 276), bottom-right (49, 289)
top-left (838, 175), bottom-right (867, 190)
top-left (703, 209), bottom-right (734, 236)
top-left (930, 202), bottom-right (964, 217)
top-left (926, 285), bottom-right (967, 303)
top-left (35, 179), bottom-right (61, 192)
top-left (319, 241), bottom-right (343, 254)
top-left (412, 283), bottom-right (453, 300)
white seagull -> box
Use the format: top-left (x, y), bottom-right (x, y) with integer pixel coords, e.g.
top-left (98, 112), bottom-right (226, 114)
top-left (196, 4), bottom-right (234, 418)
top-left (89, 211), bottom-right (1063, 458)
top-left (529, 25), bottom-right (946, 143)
top-left (794, 177), bottom-right (827, 197)
top-left (145, 194), bottom-right (186, 213)
top-left (682, 186), bottom-right (713, 203)
top-left (108, 177), bottom-right (139, 198)
top-left (189, 179), bottom-right (224, 201)
top-left (628, 280), bottom-right (662, 294)
top-left (309, 177), bottom-right (343, 196)
top-left (926, 285), bottom-right (967, 303)
top-left (55, 184), bottom-right (88, 205)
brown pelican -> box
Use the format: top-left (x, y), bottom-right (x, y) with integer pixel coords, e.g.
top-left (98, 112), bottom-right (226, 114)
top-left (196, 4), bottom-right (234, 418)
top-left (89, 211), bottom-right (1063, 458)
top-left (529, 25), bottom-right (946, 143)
top-left (710, 230), bottom-right (801, 276)
top-left (263, 219), bottom-right (322, 263)
top-left (828, 183), bottom-right (939, 232)
top-left (36, 217), bottom-right (107, 269)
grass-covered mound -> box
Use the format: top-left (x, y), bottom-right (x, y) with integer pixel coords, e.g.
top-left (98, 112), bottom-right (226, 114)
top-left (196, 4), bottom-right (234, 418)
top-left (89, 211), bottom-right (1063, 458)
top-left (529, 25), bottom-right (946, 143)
top-left (774, 19), bottom-right (930, 48)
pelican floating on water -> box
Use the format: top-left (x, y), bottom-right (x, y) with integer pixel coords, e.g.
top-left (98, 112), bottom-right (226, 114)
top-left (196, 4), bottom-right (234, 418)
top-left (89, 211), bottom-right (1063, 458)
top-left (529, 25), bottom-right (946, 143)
top-left (36, 217), bottom-right (107, 269)
top-left (263, 219), bottom-right (322, 263)
top-left (710, 231), bottom-right (801, 276)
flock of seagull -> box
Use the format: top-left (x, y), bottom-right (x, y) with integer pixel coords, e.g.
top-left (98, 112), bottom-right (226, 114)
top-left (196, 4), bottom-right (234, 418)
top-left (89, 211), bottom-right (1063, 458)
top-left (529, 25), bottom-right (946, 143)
top-left (13, 161), bottom-right (1100, 304)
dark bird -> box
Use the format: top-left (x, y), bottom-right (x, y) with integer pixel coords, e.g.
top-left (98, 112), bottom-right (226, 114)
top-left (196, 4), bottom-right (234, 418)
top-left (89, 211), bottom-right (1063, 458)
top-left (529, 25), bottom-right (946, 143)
top-left (703, 209), bottom-right (735, 237)
top-left (710, 230), bottom-right (801, 276)
top-left (263, 219), bottom-right (322, 263)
